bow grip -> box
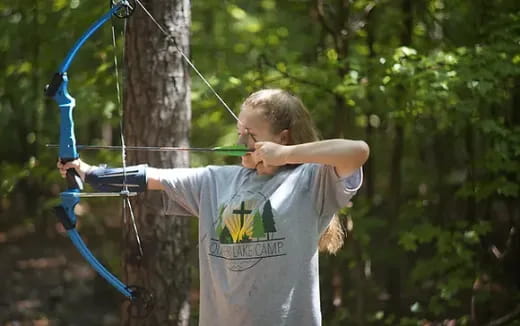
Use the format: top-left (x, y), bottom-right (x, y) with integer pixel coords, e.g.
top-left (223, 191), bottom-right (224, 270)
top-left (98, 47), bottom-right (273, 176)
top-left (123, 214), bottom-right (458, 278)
top-left (61, 159), bottom-right (84, 190)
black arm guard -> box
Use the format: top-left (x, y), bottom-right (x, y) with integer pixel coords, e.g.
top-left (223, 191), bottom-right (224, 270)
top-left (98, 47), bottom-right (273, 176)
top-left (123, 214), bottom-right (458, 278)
top-left (85, 164), bottom-right (148, 193)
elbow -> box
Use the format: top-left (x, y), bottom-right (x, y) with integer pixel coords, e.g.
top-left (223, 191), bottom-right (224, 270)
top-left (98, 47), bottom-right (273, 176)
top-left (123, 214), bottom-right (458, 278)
top-left (356, 140), bottom-right (370, 166)
top-left (335, 140), bottom-right (369, 177)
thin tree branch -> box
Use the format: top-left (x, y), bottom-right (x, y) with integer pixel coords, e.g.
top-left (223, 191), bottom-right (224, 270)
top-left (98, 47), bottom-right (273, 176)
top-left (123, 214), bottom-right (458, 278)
top-left (486, 305), bottom-right (520, 326)
top-left (257, 55), bottom-right (336, 96)
top-left (315, 0), bottom-right (337, 37)
top-left (490, 227), bottom-right (516, 260)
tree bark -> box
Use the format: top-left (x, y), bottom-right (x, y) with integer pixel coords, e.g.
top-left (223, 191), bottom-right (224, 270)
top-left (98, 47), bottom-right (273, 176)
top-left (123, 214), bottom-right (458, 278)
top-left (384, 0), bottom-right (413, 317)
top-left (123, 0), bottom-right (192, 325)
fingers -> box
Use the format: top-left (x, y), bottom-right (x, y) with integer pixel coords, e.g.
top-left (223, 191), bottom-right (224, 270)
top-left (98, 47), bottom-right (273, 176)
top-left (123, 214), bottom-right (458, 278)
top-left (252, 141), bottom-right (274, 163)
top-left (57, 160), bottom-right (66, 178)
top-left (254, 142), bottom-right (264, 149)
top-left (56, 159), bottom-right (81, 178)
top-left (252, 143), bottom-right (276, 170)
top-left (252, 142), bottom-right (263, 165)
top-left (252, 142), bottom-right (288, 167)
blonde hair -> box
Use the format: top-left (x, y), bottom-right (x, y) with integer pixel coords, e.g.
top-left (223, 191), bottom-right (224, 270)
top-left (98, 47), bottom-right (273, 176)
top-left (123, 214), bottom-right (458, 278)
top-left (241, 89), bottom-right (345, 254)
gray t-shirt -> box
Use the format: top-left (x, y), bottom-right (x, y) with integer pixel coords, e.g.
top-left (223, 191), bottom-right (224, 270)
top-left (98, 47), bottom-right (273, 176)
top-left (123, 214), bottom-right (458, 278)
top-left (156, 163), bottom-right (362, 326)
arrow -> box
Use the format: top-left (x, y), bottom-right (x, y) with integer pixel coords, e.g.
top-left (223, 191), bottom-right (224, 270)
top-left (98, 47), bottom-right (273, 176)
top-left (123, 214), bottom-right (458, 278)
top-left (46, 144), bottom-right (253, 157)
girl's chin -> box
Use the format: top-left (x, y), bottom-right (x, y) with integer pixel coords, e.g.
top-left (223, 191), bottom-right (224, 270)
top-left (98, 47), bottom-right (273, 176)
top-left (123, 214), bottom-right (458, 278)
top-left (241, 157), bottom-right (256, 169)
top-left (240, 159), bottom-right (278, 175)
top-left (255, 164), bottom-right (279, 175)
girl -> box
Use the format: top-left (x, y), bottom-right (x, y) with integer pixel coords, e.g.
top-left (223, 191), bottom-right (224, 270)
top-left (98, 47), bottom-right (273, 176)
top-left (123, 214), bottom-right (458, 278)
top-left (59, 89), bottom-right (369, 325)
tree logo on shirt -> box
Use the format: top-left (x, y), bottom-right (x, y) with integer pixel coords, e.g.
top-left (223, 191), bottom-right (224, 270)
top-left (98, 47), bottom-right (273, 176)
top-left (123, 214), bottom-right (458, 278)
top-left (216, 200), bottom-right (276, 244)
top-left (210, 196), bottom-right (286, 271)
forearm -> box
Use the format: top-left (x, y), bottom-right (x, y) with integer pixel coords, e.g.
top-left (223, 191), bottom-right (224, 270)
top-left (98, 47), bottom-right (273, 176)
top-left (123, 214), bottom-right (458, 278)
top-left (84, 164), bottom-right (148, 192)
top-left (285, 139), bottom-right (369, 177)
top-left (60, 159), bottom-right (164, 191)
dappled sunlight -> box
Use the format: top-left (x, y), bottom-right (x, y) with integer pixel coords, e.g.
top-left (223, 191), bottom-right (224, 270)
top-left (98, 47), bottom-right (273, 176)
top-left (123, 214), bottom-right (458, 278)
top-left (16, 255), bottom-right (67, 270)
top-left (15, 299), bottom-right (42, 312)
top-left (0, 224), bottom-right (36, 243)
top-left (65, 262), bottom-right (96, 281)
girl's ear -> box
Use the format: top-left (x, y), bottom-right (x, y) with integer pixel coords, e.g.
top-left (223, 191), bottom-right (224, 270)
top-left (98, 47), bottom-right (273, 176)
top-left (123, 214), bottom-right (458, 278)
top-left (279, 129), bottom-right (291, 145)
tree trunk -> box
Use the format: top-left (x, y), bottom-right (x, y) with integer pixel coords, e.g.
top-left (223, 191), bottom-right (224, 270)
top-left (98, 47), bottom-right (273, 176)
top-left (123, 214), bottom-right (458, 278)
top-left (123, 0), bottom-right (192, 325)
top-left (385, 0), bottom-right (413, 317)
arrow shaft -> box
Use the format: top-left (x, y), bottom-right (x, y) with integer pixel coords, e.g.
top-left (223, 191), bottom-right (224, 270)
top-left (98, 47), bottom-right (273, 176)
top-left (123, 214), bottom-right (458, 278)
top-left (46, 144), bottom-right (252, 154)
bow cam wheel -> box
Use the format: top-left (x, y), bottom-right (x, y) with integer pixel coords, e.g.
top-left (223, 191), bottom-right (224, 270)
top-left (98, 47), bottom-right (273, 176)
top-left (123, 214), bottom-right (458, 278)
top-left (127, 285), bottom-right (155, 318)
top-left (111, 0), bottom-right (136, 19)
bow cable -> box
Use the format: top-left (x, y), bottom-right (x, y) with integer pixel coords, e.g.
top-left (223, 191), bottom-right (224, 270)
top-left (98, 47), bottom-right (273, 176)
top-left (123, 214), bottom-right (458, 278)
top-left (111, 13), bottom-right (144, 258)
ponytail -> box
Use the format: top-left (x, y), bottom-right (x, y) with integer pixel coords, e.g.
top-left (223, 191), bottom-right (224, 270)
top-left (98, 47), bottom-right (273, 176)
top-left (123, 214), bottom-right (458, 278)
top-left (318, 214), bottom-right (345, 254)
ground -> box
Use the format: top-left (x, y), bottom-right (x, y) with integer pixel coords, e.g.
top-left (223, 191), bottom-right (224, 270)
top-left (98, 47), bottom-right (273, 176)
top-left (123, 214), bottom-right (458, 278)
top-left (0, 220), bottom-right (122, 326)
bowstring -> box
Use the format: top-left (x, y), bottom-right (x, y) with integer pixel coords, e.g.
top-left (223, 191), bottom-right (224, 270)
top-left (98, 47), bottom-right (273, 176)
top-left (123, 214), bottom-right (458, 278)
top-left (111, 12), bottom-right (144, 258)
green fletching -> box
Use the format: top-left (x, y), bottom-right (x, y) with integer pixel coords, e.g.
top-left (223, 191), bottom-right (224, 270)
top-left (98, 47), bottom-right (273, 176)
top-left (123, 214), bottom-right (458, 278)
top-left (212, 144), bottom-right (251, 156)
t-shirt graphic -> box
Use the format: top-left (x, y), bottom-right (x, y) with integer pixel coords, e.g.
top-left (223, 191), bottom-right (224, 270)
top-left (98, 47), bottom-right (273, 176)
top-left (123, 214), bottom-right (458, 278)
top-left (210, 194), bottom-right (286, 271)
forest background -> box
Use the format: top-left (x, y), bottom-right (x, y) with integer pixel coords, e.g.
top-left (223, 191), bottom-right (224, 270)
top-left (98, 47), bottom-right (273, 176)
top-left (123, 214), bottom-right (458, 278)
top-left (0, 0), bottom-right (519, 325)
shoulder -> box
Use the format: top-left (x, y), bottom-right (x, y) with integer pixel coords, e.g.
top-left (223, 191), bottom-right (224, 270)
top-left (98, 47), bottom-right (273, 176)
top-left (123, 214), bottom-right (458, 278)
top-left (147, 165), bottom-right (252, 191)
top-left (204, 165), bottom-right (250, 176)
top-left (295, 163), bottom-right (363, 192)
top-left (202, 165), bottom-right (254, 182)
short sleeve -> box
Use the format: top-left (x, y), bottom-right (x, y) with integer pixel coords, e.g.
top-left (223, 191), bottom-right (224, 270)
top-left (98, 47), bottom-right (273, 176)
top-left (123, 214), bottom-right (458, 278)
top-left (148, 167), bottom-right (207, 217)
top-left (342, 167), bottom-right (363, 193)
top-left (309, 164), bottom-right (363, 219)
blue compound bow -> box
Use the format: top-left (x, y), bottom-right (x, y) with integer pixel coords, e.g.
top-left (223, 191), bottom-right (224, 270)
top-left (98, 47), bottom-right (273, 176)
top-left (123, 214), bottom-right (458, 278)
top-left (44, 0), bottom-right (153, 317)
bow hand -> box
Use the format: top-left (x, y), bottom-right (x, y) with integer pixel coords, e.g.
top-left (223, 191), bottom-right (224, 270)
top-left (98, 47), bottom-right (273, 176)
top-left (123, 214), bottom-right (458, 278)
top-left (57, 158), bottom-right (93, 182)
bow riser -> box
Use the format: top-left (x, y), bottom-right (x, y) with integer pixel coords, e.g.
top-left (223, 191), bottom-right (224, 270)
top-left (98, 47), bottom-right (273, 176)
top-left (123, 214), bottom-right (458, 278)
top-left (56, 75), bottom-right (79, 161)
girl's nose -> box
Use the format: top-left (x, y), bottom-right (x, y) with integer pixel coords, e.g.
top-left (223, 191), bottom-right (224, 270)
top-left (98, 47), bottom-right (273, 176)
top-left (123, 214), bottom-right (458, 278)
top-left (237, 132), bottom-right (250, 146)
top-left (237, 128), bottom-right (257, 147)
